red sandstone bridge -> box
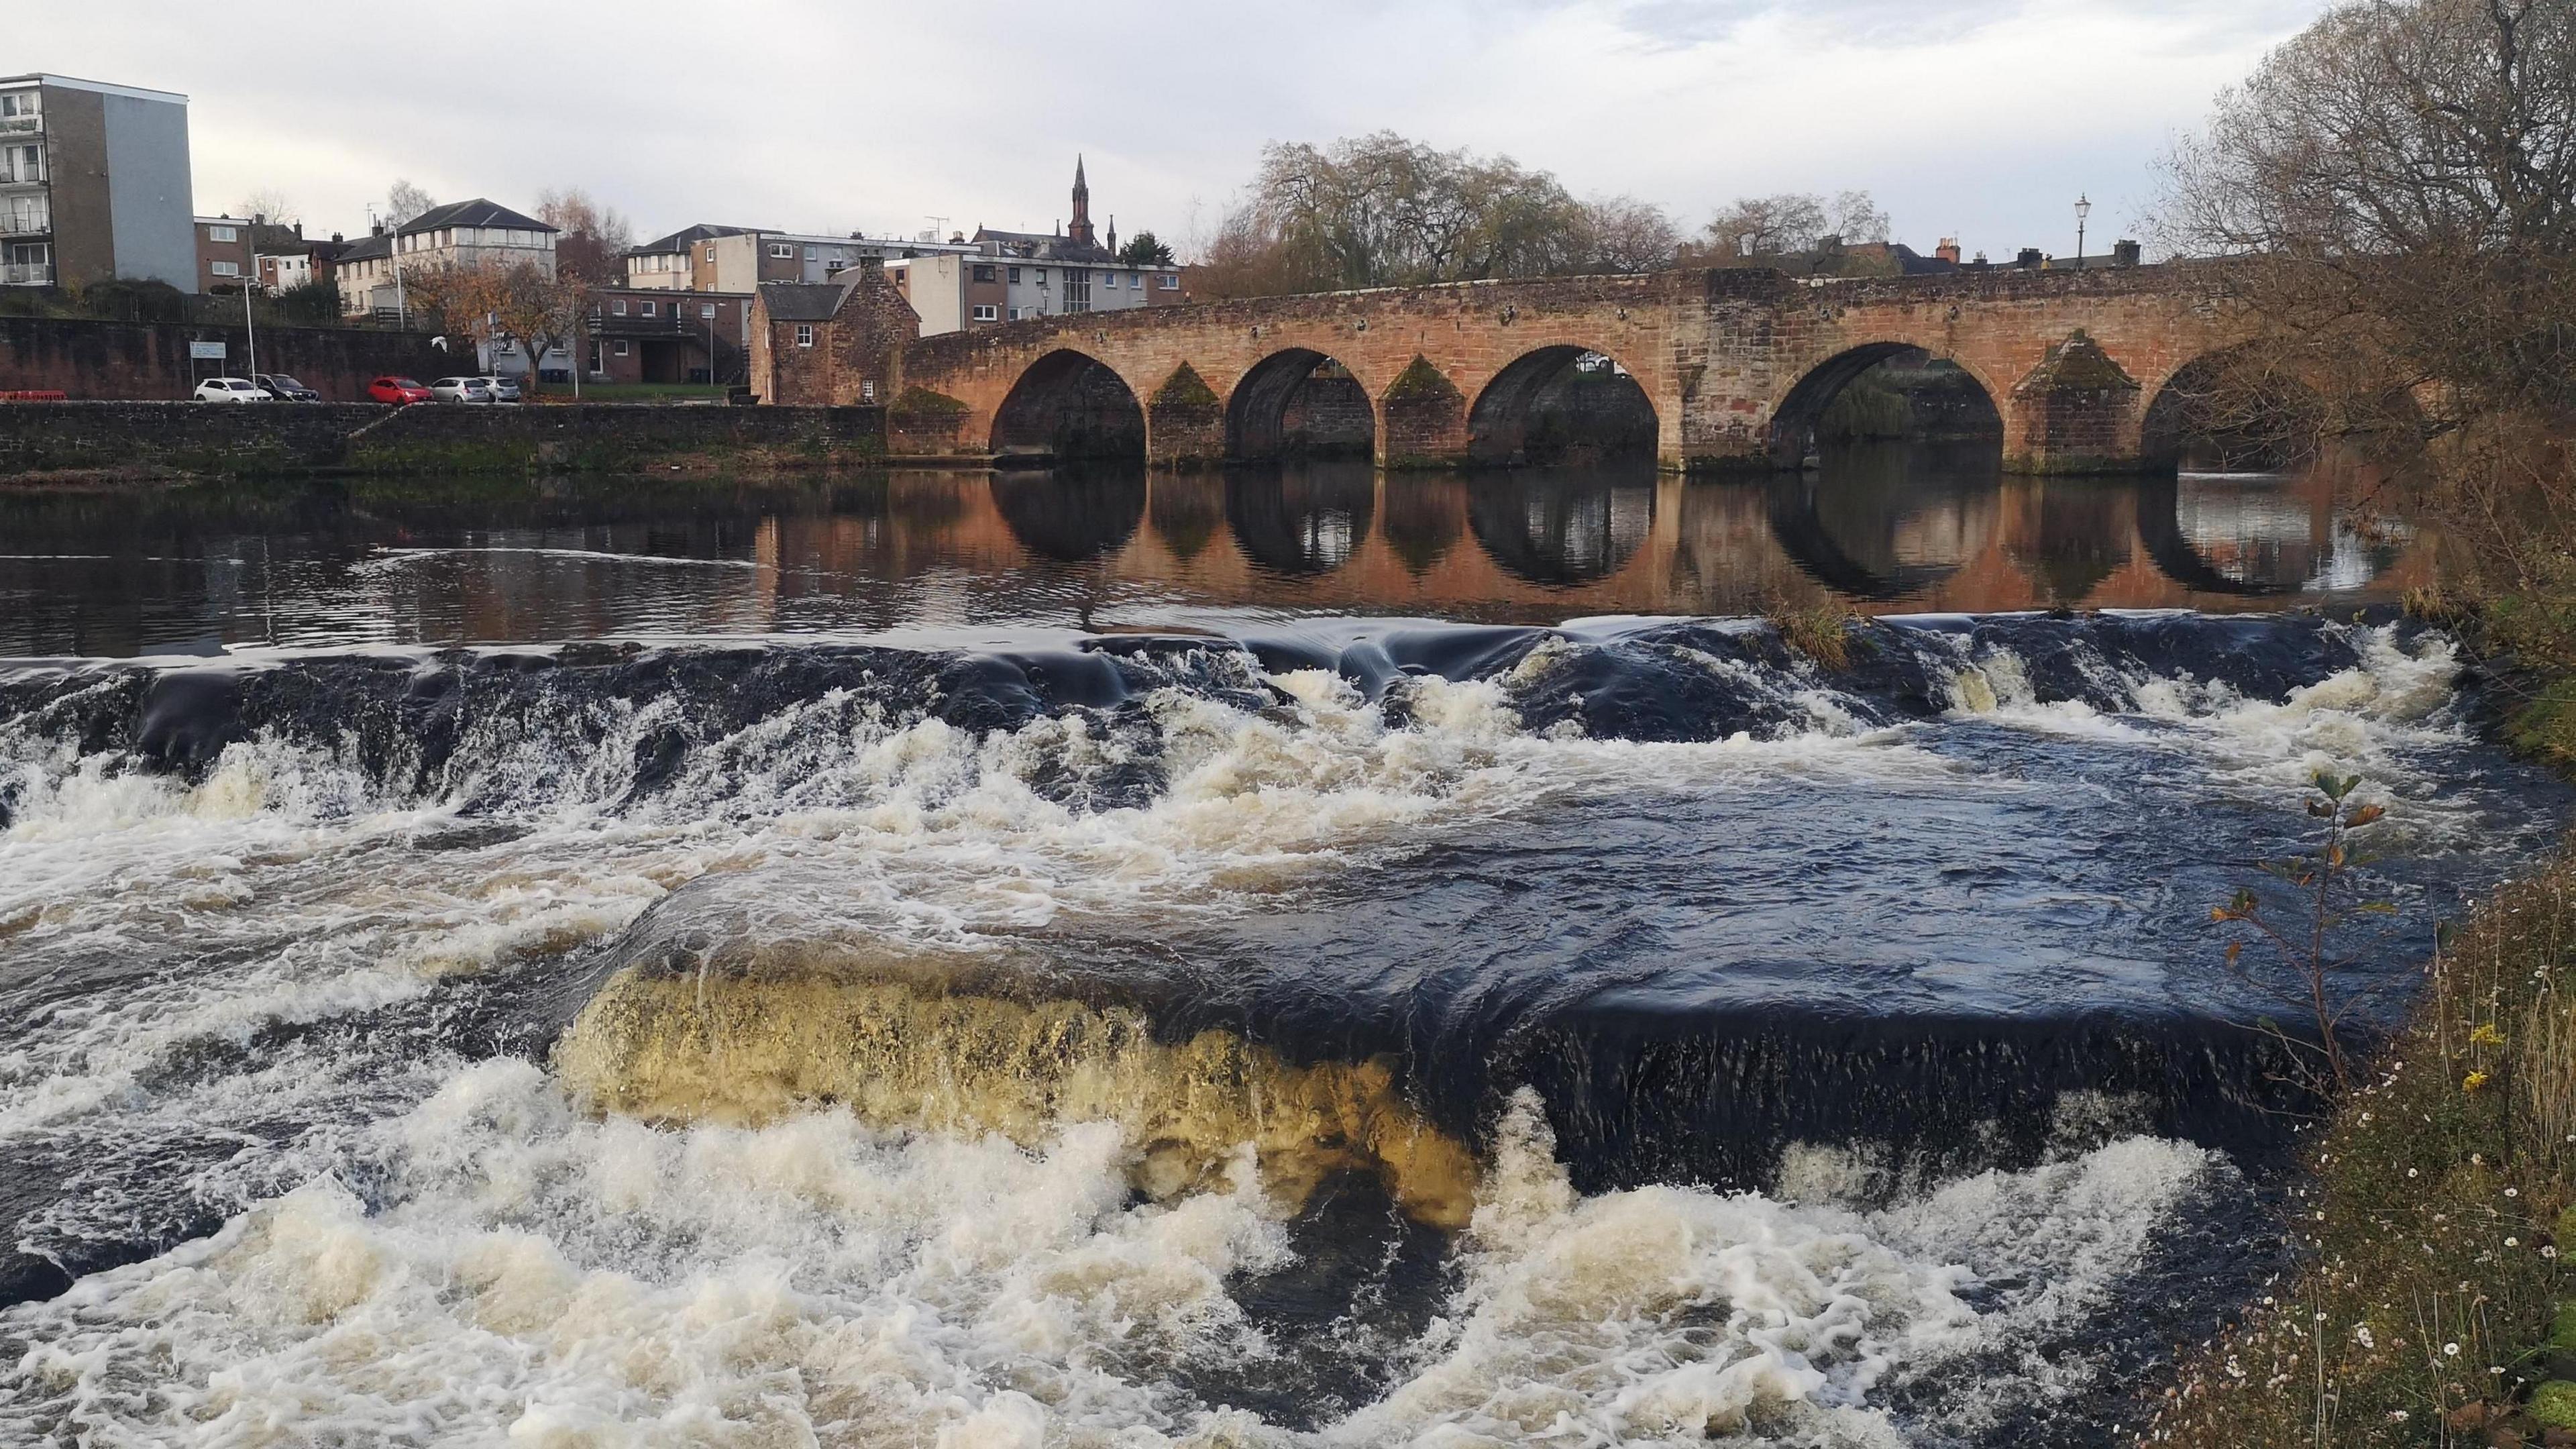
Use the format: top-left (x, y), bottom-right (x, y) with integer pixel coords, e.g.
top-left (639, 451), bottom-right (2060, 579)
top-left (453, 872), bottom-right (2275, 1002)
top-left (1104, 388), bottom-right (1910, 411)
top-left (755, 264), bottom-right (2246, 474)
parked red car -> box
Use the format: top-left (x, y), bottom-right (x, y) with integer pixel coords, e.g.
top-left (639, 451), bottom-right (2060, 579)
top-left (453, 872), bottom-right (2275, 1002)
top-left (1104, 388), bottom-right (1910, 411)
top-left (367, 376), bottom-right (432, 405)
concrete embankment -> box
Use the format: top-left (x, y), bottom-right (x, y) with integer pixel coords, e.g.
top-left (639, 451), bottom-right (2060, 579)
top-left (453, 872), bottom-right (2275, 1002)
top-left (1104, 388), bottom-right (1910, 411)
top-left (0, 400), bottom-right (888, 482)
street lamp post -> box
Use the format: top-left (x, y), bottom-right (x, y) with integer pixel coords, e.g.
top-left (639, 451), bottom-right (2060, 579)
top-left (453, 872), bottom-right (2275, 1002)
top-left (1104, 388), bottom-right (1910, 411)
top-left (241, 251), bottom-right (260, 385)
top-left (2074, 194), bottom-right (2092, 268)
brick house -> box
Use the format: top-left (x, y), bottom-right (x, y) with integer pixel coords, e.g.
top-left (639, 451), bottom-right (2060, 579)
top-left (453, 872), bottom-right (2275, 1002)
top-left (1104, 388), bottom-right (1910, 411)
top-left (747, 262), bottom-right (917, 406)
top-left (584, 284), bottom-right (755, 385)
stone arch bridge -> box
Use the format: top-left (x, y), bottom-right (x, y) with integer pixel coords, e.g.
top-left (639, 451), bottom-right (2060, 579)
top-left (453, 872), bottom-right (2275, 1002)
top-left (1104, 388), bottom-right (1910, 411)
top-left (819, 265), bottom-right (2247, 474)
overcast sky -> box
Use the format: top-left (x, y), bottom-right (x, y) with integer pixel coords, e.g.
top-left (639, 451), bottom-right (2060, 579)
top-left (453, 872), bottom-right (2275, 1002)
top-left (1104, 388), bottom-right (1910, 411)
top-left (23, 0), bottom-right (2324, 260)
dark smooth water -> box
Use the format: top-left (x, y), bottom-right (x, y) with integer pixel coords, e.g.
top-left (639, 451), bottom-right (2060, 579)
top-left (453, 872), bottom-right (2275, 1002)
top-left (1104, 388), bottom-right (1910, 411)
top-left (0, 448), bottom-right (2420, 657)
top-left (0, 454), bottom-right (2544, 1448)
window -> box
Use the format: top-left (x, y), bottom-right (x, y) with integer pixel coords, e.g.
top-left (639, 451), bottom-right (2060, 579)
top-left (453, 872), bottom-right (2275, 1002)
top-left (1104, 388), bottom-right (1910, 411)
top-left (0, 93), bottom-right (37, 118)
top-left (1063, 269), bottom-right (1090, 313)
top-left (973, 265), bottom-right (995, 283)
top-left (209, 260), bottom-right (239, 277)
top-left (1101, 272), bottom-right (1118, 288)
top-left (972, 303), bottom-right (998, 322)
top-left (639, 301), bottom-right (657, 317)
top-left (700, 303), bottom-right (717, 319)
top-left (612, 299), bottom-right (627, 315)
top-left (769, 243), bottom-right (794, 259)
top-left (795, 324), bottom-right (815, 348)
top-left (1032, 269), bottom-right (1049, 286)
top-left (1160, 273), bottom-right (1179, 289)
top-left (613, 339), bottom-right (630, 356)
top-left (861, 381), bottom-right (876, 402)
top-left (804, 246), bottom-right (818, 261)
top-left (1007, 266), bottom-right (1021, 284)
top-left (207, 225), bottom-right (239, 244)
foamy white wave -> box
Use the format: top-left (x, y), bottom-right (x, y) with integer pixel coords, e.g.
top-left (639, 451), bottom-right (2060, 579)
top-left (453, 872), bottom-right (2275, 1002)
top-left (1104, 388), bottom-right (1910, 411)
top-left (0, 1067), bottom-right (2217, 1448)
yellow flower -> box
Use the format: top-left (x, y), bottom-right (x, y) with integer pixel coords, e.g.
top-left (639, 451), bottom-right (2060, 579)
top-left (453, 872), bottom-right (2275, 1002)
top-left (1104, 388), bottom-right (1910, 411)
top-left (2465, 1071), bottom-right (2493, 1093)
top-left (2470, 1024), bottom-right (2506, 1048)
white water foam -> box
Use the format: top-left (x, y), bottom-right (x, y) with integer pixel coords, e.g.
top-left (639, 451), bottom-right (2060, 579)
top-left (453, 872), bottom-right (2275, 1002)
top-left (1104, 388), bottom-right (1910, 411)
top-left (1, 1069), bottom-right (2218, 1448)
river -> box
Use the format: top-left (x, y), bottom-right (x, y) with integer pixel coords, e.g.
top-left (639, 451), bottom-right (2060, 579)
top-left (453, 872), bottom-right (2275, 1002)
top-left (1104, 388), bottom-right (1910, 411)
top-left (0, 451), bottom-right (2560, 1447)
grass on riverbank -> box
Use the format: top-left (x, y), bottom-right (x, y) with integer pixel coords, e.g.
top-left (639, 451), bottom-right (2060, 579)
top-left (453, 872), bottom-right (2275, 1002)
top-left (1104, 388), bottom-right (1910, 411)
top-left (2147, 853), bottom-right (2576, 1446)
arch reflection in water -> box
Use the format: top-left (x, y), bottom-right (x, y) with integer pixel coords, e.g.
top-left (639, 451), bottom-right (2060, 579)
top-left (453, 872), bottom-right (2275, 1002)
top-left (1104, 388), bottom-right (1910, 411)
top-left (1768, 442), bottom-right (2004, 599)
top-left (1462, 464), bottom-right (1658, 586)
top-left (1225, 464), bottom-right (1378, 576)
top-left (988, 466), bottom-right (1149, 562)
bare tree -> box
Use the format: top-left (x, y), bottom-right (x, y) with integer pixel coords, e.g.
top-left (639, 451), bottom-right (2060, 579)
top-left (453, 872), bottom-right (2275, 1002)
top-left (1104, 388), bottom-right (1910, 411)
top-left (2158, 0), bottom-right (2576, 747)
top-left (232, 188), bottom-right (297, 226)
top-left (1829, 189), bottom-right (1890, 245)
top-left (1697, 193), bottom-right (1829, 257)
top-left (1576, 196), bottom-right (1682, 273)
top-left (537, 186), bottom-right (635, 288)
top-left (386, 179), bottom-right (437, 228)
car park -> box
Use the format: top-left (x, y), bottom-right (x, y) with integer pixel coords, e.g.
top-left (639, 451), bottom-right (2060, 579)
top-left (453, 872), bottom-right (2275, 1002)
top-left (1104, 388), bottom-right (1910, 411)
top-left (429, 377), bottom-right (494, 405)
top-left (192, 377), bottom-right (272, 403)
top-left (254, 374), bottom-right (320, 402)
top-left (366, 376), bottom-right (433, 405)
top-left (471, 374), bottom-right (523, 403)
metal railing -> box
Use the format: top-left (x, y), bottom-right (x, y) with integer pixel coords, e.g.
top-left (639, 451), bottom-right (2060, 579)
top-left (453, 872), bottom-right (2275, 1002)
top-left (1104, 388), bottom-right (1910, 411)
top-left (1, 213), bottom-right (49, 239)
top-left (1, 262), bottom-right (55, 286)
top-left (0, 115), bottom-right (42, 137)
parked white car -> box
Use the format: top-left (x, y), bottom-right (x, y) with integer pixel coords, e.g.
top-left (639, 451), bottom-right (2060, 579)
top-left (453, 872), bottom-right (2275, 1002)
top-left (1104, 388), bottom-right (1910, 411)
top-left (471, 375), bottom-right (523, 404)
top-left (429, 377), bottom-right (494, 405)
top-left (193, 377), bottom-right (272, 403)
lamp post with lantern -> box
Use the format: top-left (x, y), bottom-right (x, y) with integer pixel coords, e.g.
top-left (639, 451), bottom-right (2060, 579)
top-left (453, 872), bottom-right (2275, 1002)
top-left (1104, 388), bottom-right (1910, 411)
top-left (2074, 194), bottom-right (2091, 268)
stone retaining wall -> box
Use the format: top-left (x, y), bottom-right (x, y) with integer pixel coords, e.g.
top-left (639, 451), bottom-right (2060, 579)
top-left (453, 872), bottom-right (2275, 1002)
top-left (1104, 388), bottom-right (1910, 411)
top-left (0, 401), bottom-right (888, 478)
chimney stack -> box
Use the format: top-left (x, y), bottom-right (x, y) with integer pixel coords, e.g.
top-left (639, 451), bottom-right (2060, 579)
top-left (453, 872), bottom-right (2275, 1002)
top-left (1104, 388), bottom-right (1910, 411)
top-left (1935, 237), bottom-right (1961, 264)
top-left (2015, 247), bottom-right (2044, 270)
top-left (2112, 239), bottom-right (2142, 267)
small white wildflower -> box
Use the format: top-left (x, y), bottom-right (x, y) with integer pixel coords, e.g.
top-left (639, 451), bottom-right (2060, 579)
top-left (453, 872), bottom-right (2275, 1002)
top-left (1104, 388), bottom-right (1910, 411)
top-left (2508, 1237), bottom-right (2520, 1247)
top-left (2445, 1342), bottom-right (2461, 1356)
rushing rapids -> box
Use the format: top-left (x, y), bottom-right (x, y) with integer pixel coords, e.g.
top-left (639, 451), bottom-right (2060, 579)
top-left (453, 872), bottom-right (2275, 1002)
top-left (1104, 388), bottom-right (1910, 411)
top-left (0, 598), bottom-right (2564, 1446)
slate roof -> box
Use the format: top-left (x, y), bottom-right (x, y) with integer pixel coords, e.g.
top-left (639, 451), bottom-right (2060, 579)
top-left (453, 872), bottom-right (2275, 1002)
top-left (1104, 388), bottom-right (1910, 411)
top-left (759, 279), bottom-right (861, 321)
top-left (337, 233), bottom-right (392, 263)
top-left (397, 199), bottom-right (556, 237)
top-left (631, 223), bottom-right (766, 256)
top-left (972, 227), bottom-right (1122, 266)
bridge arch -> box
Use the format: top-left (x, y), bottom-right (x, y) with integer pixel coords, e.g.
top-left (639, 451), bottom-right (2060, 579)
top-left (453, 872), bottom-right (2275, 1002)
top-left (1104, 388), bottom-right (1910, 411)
top-left (2139, 352), bottom-right (2324, 472)
top-left (1769, 344), bottom-right (2005, 468)
top-left (1226, 349), bottom-right (1376, 463)
top-left (1468, 346), bottom-right (1657, 466)
top-left (990, 349), bottom-right (1147, 462)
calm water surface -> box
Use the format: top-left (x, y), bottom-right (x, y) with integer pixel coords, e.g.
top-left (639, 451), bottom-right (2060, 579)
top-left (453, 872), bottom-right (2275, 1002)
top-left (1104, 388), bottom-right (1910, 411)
top-left (0, 447), bottom-right (2419, 655)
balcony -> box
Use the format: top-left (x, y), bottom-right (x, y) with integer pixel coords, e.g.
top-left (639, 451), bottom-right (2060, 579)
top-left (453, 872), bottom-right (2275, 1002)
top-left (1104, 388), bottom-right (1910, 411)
top-left (588, 309), bottom-right (713, 338)
top-left (1, 262), bottom-right (54, 286)
top-left (0, 115), bottom-right (41, 138)
top-left (1, 213), bottom-right (49, 239)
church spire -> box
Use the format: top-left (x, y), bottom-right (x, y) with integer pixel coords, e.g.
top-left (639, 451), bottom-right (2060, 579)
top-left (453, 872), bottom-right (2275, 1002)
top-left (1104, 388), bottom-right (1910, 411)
top-left (1069, 155), bottom-right (1096, 248)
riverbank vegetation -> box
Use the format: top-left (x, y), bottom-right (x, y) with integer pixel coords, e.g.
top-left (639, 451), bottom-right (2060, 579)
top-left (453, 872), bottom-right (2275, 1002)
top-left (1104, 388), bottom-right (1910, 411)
top-left (2144, 0), bottom-right (2576, 1442)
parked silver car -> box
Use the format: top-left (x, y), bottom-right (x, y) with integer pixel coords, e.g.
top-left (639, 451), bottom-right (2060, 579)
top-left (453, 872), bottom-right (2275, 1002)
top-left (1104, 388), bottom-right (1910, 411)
top-left (429, 377), bottom-right (495, 405)
top-left (470, 374), bottom-right (523, 404)
top-left (192, 377), bottom-right (272, 403)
